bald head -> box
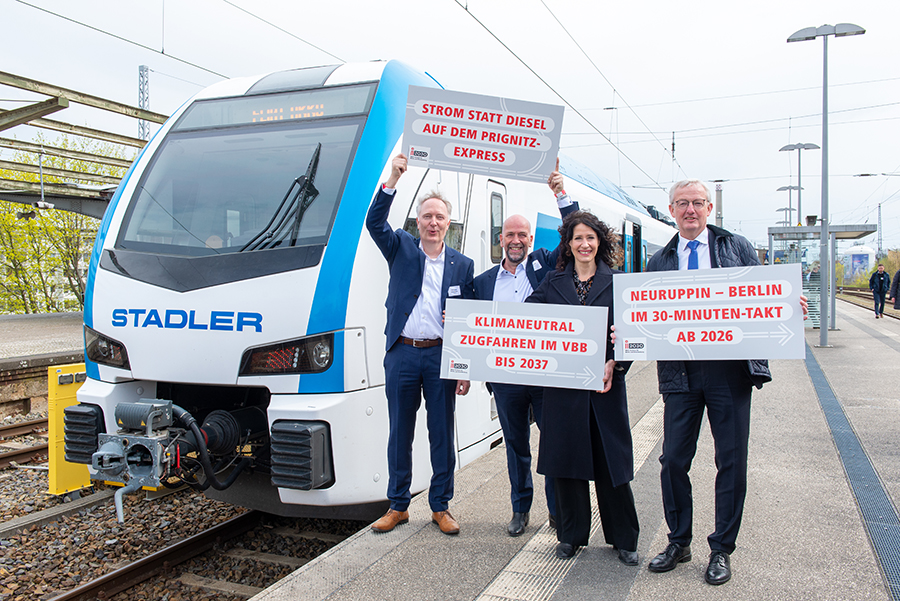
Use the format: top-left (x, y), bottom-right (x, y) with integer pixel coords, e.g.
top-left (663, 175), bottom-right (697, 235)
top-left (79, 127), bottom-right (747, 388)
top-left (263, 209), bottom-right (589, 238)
top-left (501, 214), bottom-right (533, 268)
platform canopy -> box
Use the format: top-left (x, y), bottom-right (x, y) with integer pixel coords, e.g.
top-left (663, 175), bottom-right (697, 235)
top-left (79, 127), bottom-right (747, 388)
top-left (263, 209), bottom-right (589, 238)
top-left (767, 223), bottom-right (877, 241)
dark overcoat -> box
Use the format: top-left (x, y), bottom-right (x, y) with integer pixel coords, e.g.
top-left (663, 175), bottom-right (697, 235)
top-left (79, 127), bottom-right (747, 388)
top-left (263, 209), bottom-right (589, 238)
top-left (525, 261), bottom-right (634, 487)
top-left (892, 270), bottom-right (900, 310)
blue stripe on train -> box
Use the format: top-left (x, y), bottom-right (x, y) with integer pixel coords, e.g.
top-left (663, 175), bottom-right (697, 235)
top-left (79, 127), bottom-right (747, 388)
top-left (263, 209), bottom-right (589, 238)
top-left (83, 141), bottom-right (155, 380)
top-left (298, 61), bottom-right (436, 393)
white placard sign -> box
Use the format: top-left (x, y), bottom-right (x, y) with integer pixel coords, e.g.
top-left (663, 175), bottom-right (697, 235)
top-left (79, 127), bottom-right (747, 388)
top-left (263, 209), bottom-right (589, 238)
top-left (403, 86), bottom-right (565, 184)
top-left (440, 299), bottom-right (608, 391)
top-left (613, 263), bottom-right (805, 362)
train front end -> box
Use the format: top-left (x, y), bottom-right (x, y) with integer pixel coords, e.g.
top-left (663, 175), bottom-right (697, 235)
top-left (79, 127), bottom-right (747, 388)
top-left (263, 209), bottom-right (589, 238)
top-left (66, 61), bottom-right (436, 520)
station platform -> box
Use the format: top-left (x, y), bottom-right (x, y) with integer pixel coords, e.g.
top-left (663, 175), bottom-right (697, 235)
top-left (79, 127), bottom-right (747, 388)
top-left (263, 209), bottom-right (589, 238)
top-left (0, 311), bottom-right (82, 359)
top-left (252, 299), bottom-right (899, 601)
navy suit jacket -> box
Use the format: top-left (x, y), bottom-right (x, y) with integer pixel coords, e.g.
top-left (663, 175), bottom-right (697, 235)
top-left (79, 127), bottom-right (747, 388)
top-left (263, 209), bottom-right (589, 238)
top-left (366, 188), bottom-right (475, 351)
top-left (472, 201), bottom-right (580, 301)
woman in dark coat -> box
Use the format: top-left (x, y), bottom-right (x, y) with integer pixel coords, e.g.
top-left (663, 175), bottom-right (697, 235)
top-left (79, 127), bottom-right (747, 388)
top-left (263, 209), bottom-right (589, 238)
top-left (525, 210), bottom-right (639, 564)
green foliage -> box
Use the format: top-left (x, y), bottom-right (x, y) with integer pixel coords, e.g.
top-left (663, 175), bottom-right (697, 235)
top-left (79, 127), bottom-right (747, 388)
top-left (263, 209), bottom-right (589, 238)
top-left (881, 248), bottom-right (900, 281)
top-left (0, 134), bottom-right (133, 314)
top-left (860, 248), bottom-right (900, 287)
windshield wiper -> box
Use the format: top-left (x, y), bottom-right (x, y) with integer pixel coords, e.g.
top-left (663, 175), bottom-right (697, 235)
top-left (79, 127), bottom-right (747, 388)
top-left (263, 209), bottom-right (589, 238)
top-left (240, 143), bottom-right (321, 252)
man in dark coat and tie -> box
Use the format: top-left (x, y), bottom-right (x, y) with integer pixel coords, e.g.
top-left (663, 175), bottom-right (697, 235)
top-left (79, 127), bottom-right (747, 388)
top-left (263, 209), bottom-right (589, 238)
top-left (366, 154), bottom-right (474, 536)
top-left (645, 179), bottom-right (786, 585)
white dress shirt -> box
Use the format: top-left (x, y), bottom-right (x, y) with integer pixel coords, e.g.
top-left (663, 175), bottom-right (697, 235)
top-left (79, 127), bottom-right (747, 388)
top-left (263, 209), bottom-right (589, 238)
top-left (492, 261), bottom-right (533, 303)
top-left (678, 229), bottom-right (712, 270)
top-left (401, 242), bottom-right (445, 340)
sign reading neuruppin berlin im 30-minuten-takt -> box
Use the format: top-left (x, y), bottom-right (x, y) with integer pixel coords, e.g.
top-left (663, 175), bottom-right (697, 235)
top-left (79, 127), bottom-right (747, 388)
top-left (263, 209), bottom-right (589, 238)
top-left (403, 85), bottom-right (565, 183)
top-left (613, 263), bottom-right (805, 362)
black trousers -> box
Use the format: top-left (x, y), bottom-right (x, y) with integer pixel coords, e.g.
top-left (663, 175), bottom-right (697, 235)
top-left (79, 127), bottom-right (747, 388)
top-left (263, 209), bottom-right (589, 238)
top-left (554, 404), bottom-right (639, 551)
top-left (659, 361), bottom-right (752, 554)
top-left (874, 291), bottom-right (887, 315)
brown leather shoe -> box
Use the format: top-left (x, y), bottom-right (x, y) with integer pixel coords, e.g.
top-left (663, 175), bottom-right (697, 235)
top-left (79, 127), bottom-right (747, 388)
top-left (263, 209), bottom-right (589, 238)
top-left (371, 509), bottom-right (409, 533)
top-left (432, 510), bottom-right (460, 535)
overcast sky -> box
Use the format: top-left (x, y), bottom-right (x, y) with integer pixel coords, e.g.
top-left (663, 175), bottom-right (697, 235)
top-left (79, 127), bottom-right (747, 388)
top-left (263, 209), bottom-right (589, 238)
top-left (2, 0), bottom-right (899, 252)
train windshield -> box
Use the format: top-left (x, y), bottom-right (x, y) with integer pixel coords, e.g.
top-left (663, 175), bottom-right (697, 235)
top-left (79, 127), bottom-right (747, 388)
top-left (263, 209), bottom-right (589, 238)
top-left (117, 84), bottom-right (374, 257)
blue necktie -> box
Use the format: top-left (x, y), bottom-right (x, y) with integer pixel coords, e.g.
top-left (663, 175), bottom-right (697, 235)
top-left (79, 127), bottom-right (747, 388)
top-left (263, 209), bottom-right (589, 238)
top-left (687, 240), bottom-right (699, 270)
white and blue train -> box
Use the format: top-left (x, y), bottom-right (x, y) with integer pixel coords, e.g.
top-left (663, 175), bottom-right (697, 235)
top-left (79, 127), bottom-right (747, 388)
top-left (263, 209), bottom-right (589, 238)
top-left (63, 61), bottom-right (675, 520)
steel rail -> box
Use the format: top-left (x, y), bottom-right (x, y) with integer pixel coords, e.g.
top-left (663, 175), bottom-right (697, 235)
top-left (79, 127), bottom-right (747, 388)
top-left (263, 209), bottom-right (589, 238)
top-left (0, 443), bottom-right (49, 468)
top-left (0, 417), bottom-right (49, 439)
top-left (47, 510), bottom-right (262, 601)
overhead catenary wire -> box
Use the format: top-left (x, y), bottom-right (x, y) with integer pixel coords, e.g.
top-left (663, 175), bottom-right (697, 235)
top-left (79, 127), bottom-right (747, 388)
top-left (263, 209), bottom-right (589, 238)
top-left (148, 69), bottom-right (206, 88)
top-left (538, 0), bottom-right (686, 179)
top-left (581, 76), bottom-right (900, 111)
top-left (14, 0), bottom-right (229, 79)
top-left (560, 115), bottom-right (900, 149)
top-left (452, 0), bottom-right (668, 192)
top-left (562, 101), bottom-right (900, 138)
top-left (219, 0), bottom-right (345, 63)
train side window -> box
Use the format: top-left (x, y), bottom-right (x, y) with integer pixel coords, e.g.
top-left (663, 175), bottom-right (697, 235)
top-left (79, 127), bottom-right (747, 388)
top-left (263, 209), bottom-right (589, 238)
top-left (402, 190), bottom-right (465, 253)
top-left (402, 216), bottom-right (465, 252)
top-left (490, 191), bottom-right (503, 264)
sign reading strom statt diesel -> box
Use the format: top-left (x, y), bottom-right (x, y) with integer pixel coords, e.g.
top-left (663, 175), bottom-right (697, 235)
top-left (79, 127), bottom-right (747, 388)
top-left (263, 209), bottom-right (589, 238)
top-left (441, 299), bottom-right (608, 391)
top-left (403, 86), bottom-right (565, 183)
top-left (613, 263), bottom-right (805, 362)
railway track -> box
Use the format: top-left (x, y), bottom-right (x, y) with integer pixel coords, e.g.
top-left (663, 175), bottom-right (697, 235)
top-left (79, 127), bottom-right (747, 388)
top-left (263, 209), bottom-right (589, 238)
top-left (47, 511), bottom-right (262, 601)
top-left (42, 510), bottom-right (359, 600)
top-left (0, 416), bottom-right (48, 468)
top-left (838, 288), bottom-right (899, 319)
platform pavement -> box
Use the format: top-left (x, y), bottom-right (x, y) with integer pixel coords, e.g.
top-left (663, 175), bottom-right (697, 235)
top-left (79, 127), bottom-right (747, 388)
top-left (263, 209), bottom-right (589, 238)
top-left (252, 299), bottom-right (898, 601)
top-left (0, 311), bottom-right (82, 359)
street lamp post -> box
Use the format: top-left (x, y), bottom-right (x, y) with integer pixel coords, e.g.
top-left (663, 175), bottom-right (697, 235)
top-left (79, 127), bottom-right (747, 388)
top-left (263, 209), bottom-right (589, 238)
top-left (776, 207), bottom-right (793, 226)
top-left (776, 185), bottom-right (801, 228)
top-left (788, 23), bottom-right (865, 347)
top-left (779, 143), bottom-right (819, 225)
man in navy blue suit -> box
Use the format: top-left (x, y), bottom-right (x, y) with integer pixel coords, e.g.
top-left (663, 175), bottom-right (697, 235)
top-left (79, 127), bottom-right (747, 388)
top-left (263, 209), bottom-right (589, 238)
top-left (472, 160), bottom-right (577, 537)
top-left (366, 153), bottom-right (474, 536)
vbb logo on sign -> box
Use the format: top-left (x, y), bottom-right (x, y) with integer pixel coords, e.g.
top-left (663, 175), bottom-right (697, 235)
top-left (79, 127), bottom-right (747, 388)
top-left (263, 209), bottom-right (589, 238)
top-left (408, 146), bottom-right (430, 162)
top-left (447, 358), bottom-right (470, 378)
top-left (622, 338), bottom-right (647, 360)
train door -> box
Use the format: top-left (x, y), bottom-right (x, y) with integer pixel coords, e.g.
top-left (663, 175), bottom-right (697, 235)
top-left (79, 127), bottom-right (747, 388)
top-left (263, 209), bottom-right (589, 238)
top-left (622, 217), bottom-right (643, 273)
top-left (632, 220), bottom-right (642, 272)
top-left (487, 180), bottom-right (505, 268)
top-left (401, 169), bottom-right (471, 252)
top-left (455, 179), bottom-right (505, 463)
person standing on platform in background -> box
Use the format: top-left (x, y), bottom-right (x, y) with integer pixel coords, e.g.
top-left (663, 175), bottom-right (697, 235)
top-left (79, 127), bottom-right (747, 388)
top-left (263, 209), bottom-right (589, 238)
top-left (645, 179), bottom-right (807, 586)
top-left (889, 266), bottom-right (900, 314)
top-left (472, 158), bottom-right (578, 537)
top-left (869, 264), bottom-right (891, 318)
top-left (525, 210), bottom-right (640, 566)
top-left (366, 153), bottom-right (475, 536)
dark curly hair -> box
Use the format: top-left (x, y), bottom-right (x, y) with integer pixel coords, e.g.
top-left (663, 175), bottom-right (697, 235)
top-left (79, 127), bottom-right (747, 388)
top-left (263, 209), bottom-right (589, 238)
top-left (556, 210), bottom-right (622, 270)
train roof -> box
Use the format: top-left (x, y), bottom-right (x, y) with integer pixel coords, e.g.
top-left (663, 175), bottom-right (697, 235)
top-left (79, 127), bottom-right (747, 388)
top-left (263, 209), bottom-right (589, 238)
top-left (558, 154), bottom-right (655, 219)
top-left (189, 62), bottom-right (669, 227)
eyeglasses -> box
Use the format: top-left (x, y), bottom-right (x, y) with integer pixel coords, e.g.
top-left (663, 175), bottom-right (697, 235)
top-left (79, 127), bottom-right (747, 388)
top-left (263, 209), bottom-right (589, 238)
top-left (672, 199), bottom-right (709, 210)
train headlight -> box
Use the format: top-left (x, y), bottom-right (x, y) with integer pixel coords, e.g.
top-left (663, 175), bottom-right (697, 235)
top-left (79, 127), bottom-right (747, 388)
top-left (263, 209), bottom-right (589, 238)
top-left (84, 326), bottom-right (131, 369)
top-left (311, 340), bottom-right (331, 369)
top-left (239, 333), bottom-right (333, 375)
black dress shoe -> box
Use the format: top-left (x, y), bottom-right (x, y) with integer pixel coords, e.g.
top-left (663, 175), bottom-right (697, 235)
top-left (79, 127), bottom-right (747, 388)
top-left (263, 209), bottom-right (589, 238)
top-left (548, 514), bottom-right (557, 529)
top-left (647, 542), bottom-right (691, 572)
top-left (617, 548), bottom-right (639, 566)
top-left (556, 542), bottom-right (577, 559)
top-left (705, 550), bottom-right (731, 585)
top-left (507, 512), bottom-right (529, 537)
